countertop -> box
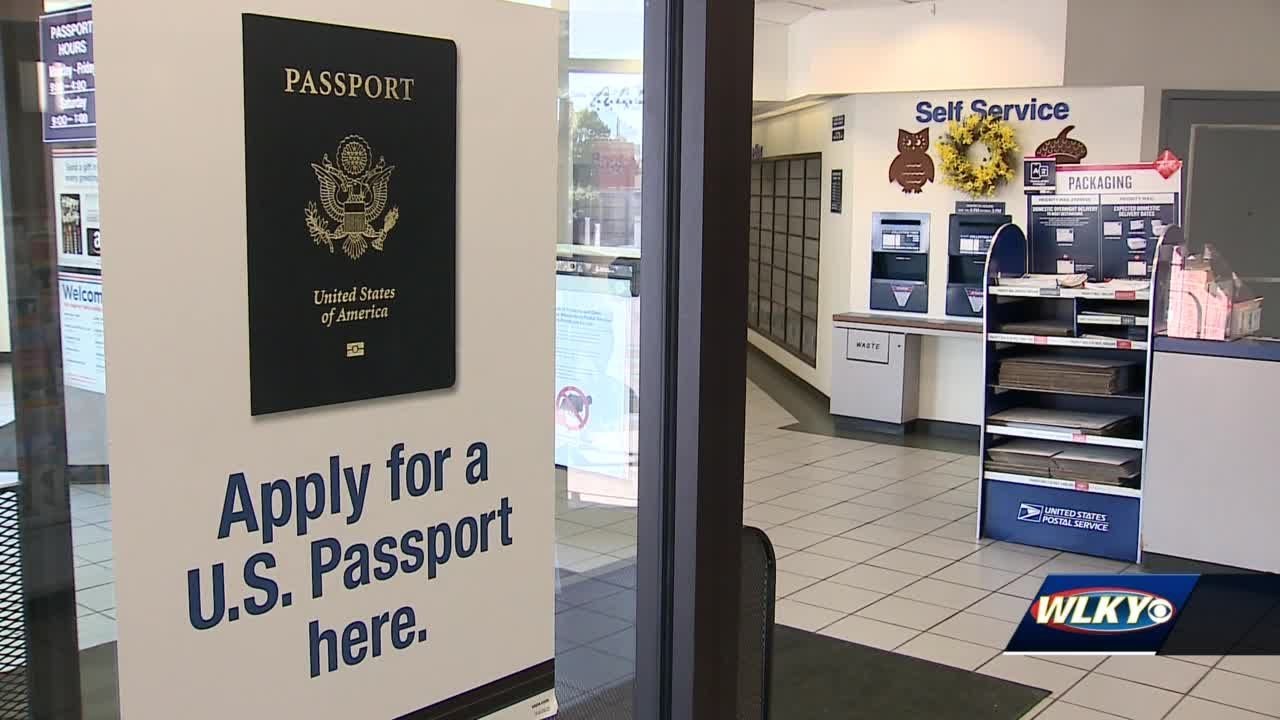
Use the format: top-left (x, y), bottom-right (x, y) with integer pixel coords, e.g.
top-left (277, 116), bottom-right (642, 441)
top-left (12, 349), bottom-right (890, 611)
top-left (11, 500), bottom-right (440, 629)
top-left (833, 312), bottom-right (983, 337)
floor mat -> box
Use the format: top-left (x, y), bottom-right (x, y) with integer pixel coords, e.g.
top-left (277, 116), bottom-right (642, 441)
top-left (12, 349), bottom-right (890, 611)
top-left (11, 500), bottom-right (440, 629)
top-left (0, 422), bottom-right (13, 472)
top-left (559, 626), bottom-right (1049, 720)
top-left (769, 625), bottom-right (1047, 719)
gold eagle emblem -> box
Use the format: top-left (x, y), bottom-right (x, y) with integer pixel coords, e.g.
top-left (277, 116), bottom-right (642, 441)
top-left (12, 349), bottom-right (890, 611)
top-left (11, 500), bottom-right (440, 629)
top-left (305, 135), bottom-right (400, 260)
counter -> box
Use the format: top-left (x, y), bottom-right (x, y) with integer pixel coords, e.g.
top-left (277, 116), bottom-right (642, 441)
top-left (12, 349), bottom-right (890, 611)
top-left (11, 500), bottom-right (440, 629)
top-left (830, 313), bottom-right (981, 429)
top-left (1144, 340), bottom-right (1280, 572)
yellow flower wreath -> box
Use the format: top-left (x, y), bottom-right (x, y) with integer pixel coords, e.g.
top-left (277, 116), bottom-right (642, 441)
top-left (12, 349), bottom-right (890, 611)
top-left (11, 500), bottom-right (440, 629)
top-left (938, 115), bottom-right (1020, 198)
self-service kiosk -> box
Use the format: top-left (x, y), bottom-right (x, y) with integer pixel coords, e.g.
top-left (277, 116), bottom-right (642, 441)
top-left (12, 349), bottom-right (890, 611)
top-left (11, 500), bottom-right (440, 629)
top-left (945, 211), bottom-right (1010, 317)
top-left (870, 212), bottom-right (930, 313)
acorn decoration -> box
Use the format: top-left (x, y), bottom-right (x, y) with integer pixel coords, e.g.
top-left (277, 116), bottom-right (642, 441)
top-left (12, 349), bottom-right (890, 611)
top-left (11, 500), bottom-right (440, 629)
top-left (1036, 125), bottom-right (1088, 165)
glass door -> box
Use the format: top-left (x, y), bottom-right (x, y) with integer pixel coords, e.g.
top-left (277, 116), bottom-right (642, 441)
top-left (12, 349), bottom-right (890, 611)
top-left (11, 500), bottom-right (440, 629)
top-left (0, 0), bottom-right (756, 718)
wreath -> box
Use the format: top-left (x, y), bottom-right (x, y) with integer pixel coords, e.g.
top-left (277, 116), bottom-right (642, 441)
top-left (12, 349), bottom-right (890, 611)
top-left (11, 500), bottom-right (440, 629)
top-left (938, 114), bottom-right (1019, 197)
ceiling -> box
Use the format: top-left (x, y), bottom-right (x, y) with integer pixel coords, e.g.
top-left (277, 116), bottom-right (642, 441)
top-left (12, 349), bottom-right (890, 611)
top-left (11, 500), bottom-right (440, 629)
top-left (755, 0), bottom-right (937, 25)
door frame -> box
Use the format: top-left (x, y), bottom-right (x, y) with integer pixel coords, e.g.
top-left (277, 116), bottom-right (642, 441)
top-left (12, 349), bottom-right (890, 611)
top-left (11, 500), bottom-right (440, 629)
top-left (1160, 89), bottom-right (1280, 167)
top-left (637, 0), bottom-right (755, 718)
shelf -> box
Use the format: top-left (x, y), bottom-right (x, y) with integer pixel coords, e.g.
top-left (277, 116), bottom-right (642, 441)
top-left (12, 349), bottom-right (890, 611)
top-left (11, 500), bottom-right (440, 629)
top-left (987, 423), bottom-right (1144, 449)
top-left (989, 333), bottom-right (1149, 351)
top-left (990, 384), bottom-right (1145, 401)
top-left (989, 286), bottom-right (1150, 301)
top-left (984, 471), bottom-right (1142, 498)
top-left (1078, 313), bottom-right (1149, 328)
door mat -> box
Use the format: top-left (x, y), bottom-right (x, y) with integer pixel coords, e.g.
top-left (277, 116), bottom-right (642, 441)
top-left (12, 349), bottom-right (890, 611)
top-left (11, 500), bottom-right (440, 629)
top-left (80, 642), bottom-right (119, 720)
top-left (0, 423), bottom-right (13, 472)
top-left (559, 626), bottom-right (1048, 720)
top-left (768, 625), bottom-right (1047, 719)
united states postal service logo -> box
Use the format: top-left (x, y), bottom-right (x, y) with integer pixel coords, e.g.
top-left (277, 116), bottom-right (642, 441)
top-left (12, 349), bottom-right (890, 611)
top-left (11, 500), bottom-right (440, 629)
top-left (1018, 503), bottom-right (1044, 523)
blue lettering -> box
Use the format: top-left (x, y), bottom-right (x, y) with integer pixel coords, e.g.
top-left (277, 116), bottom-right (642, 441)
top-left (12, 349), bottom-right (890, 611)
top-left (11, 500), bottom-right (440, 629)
top-left (309, 621), bottom-right (338, 678)
top-left (343, 542), bottom-right (370, 590)
top-left (373, 535), bottom-right (399, 581)
top-left (392, 607), bottom-right (417, 650)
top-left (386, 443), bottom-right (406, 501)
top-left (310, 607), bottom-right (422, 678)
top-left (1054, 102), bottom-right (1070, 120)
top-left (933, 105), bottom-right (947, 123)
top-left (217, 473), bottom-right (258, 539)
top-left (310, 537), bottom-right (341, 598)
top-left (499, 497), bottom-right (515, 546)
top-left (400, 530), bottom-right (425, 573)
top-left (456, 516), bottom-right (479, 559)
top-left (915, 101), bottom-right (933, 123)
top-left (466, 442), bottom-right (489, 484)
top-left (261, 478), bottom-right (292, 544)
top-left (343, 463), bottom-right (370, 526)
top-left (341, 620), bottom-right (368, 666)
top-left (187, 564), bottom-right (226, 630)
top-left (427, 523), bottom-right (452, 579)
top-left (971, 99), bottom-right (988, 118)
top-left (297, 472), bottom-right (325, 536)
top-left (406, 452), bottom-right (432, 496)
top-left (243, 552), bottom-right (279, 616)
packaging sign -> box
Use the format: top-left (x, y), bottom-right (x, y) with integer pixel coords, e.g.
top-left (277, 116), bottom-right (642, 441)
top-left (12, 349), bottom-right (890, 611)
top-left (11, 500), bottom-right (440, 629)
top-left (242, 15), bottom-right (457, 415)
top-left (956, 201), bottom-right (1006, 216)
top-left (58, 271), bottom-right (104, 393)
top-left (54, 149), bottom-right (101, 271)
top-left (1028, 162), bottom-right (1182, 281)
top-left (846, 329), bottom-right (890, 364)
top-left (830, 169), bottom-right (843, 214)
top-left (40, 7), bottom-right (96, 143)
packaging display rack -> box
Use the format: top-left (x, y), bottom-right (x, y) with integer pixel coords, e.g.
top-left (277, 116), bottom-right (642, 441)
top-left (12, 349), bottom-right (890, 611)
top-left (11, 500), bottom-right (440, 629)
top-left (976, 225), bottom-right (1180, 562)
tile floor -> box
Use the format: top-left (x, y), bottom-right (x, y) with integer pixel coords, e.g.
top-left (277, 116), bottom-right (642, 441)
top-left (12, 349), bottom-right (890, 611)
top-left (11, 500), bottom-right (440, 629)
top-left (737, 381), bottom-right (1280, 720)
top-left (64, 378), bottom-right (1280, 718)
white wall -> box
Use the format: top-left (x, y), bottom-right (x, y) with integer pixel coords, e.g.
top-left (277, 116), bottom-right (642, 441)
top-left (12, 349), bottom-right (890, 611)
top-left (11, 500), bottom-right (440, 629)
top-left (752, 85), bottom-right (1146, 423)
top-left (1065, 0), bottom-right (1280, 160)
top-left (750, 96), bottom-right (854, 395)
top-left (753, 21), bottom-right (788, 102)
top-left (785, 0), bottom-right (1069, 100)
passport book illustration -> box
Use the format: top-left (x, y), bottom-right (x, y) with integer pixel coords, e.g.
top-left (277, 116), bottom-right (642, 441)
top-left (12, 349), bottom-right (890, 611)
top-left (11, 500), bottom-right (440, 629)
top-left (242, 14), bottom-right (457, 415)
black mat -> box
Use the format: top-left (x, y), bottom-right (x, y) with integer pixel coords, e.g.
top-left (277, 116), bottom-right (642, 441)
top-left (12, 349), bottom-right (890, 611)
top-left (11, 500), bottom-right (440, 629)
top-left (0, 422), bottom-right (14, 472)
top-left (561, 625), bottom-right (1048, 719)
top-left (768, 625), bottom-right (1046, 719)
top-left (73, 628), bottom-right (1048, 720)
top-left (80, 642), bottom-right (120, 720)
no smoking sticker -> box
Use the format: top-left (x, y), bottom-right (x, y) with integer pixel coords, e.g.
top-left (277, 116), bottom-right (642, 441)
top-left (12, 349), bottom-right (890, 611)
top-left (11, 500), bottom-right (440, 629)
top-left (556, 386), bottom-right (591, 430)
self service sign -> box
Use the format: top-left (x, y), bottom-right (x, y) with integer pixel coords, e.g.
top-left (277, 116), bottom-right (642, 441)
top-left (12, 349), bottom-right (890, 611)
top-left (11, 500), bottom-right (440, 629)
top-left (40, 7), bottom-right (96, 143)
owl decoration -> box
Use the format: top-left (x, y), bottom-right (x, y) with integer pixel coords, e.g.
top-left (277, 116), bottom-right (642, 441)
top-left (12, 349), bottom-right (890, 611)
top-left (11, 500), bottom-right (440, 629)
top-left (889, 128), bottom-right (935, 194)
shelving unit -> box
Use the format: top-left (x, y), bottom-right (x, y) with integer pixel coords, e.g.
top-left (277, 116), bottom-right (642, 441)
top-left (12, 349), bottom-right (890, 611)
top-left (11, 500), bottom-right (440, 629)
top-left (976, 224), bottom-right (1167, 562)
